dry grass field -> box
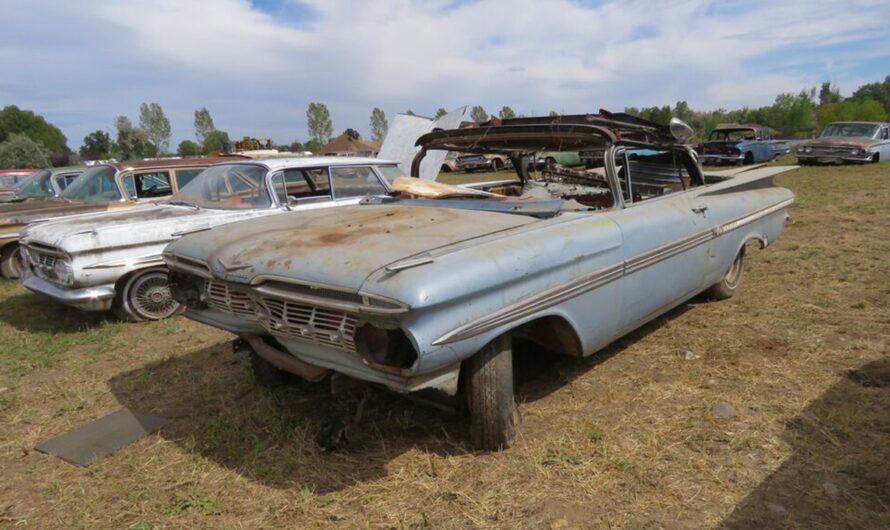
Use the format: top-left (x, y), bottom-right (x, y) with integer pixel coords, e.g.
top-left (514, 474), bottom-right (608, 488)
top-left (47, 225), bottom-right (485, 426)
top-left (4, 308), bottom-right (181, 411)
top-left (1, 160), bottom-right (888, 529)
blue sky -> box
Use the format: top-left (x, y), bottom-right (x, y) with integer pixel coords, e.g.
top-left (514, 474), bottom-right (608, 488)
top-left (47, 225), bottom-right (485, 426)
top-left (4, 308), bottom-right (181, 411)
top-left (1, 0), bottom-right (888, 150)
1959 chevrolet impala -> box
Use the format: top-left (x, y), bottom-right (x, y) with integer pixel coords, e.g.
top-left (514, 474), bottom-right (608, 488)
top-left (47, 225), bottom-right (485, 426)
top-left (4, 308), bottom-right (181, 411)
top-left (164, 111), bottom-right (796, 450)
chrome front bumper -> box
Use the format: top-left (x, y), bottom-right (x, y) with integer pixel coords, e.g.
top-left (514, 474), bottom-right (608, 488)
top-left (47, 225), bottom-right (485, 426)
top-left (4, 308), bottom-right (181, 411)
top-left (701, 154), bottom-right (744, 163)
top-left (22, 274), bottom-right (115, 311)
top-left (796, 153), bottom-right (873, 164)
top-left (183, 307), bottom-right (266, 334)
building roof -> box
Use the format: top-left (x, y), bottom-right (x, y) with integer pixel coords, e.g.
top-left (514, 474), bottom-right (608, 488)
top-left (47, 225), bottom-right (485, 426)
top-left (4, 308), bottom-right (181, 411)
top-left (320, 133), bottom-right (379, 154)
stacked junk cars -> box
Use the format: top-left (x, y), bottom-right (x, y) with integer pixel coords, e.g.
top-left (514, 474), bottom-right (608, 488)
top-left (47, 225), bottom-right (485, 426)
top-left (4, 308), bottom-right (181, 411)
top-left (3, 111), bottom-right (797, 450)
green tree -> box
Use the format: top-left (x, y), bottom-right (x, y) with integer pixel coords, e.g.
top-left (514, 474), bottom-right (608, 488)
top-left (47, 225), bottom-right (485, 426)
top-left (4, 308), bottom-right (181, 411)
top-left (819, 82), bottom-right (842, 106)
top-left (139, 102), bottom-right (172, 155)
top-left (498, 106), bottom-right (516, 120)
top-left (194, 107), bottom-right (216, 144)
top-left (0, 105), bottom-right (68, 153)
top-left (470, 105), bottom-right (488, 123)
top-left (303, 138), bottom-right (322, 153)
top-left (0, 133), bottom-right (50, 168)
top-left (850, 75), bottom-right (890, 115)
top-left (369, 107), bottom-right (388, 142)
top-left (114, 115), bottom-right (150, 160)
top-left (344, 128), bottom-right (361, 140)
top-left (79, 130), bottom-right (113, 160)
top-left (548, 110), bottom-right (559, 117)
top-left (289, 140), bottom-right (304, 152)
top-left (201, 129), bottom-right (231, 154)
top-left (816, 99), bottom-right (887, 130)
top-left (435, 108), bottom-right (448, 119)
top-left (306, 102), bottom-right (333, 144)
top-left (177, 140), bottom-right (201, 157)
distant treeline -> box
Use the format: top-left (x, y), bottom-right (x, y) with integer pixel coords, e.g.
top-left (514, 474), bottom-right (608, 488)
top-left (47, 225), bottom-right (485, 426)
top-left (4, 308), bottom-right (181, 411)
top-left (625, 75), bottom-right (890, 139)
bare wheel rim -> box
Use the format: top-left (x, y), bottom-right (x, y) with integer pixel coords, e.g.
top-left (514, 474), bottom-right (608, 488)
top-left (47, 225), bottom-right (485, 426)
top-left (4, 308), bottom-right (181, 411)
top-left (129, 271), bottom-right (179, 319)
top-left (724, 252), bottom-right (744, 289)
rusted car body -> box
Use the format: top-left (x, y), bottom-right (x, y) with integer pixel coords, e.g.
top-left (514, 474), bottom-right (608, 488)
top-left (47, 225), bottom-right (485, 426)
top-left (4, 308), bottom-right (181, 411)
top-left (0, 157), bottom-right (234, 279)
top-left (0, 169), bottom-right (37, 193)
top-left (797, 121), bottom-right (890, 164)
top-left (0, 166), bottom-right (85, 203)
top-left (164, 112), bottom-right (795, 450)
top-left (456, 153), bottom-right (511, 172)
top-left (19, 158), bottom-right (395, 321)
top-left (699, 124), bottom-right (788, 165)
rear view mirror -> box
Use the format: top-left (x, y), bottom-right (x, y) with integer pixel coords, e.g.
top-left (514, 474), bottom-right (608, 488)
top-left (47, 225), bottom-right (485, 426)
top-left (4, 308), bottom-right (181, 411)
top-left (670, 118), bottom-right (694, 143)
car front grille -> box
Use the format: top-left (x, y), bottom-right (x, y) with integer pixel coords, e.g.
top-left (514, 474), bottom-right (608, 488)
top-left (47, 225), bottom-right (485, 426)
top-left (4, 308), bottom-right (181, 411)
top-left (257, 297), bottom-right (358, 353)
top-left (204, 280), bottom-right (256, 319)
top-left (809, 146), bottom-right (861, 155)
top-left (34, 252), bottom-right (58, 268)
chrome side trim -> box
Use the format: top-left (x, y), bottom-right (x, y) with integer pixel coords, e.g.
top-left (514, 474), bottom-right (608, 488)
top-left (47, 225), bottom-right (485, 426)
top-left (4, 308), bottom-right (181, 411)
top-left (714, 197), bottom-right (794, 235)
top-left (432, 263), bottom-right (624, 345)
top-left (82, 254), bottom-right (163, 270)
top-left (433, 197), bottom-right (794, 345)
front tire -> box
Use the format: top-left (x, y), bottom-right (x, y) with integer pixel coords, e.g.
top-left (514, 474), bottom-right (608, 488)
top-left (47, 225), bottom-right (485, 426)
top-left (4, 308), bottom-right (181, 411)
top-left (703, 247), bottom-right (745, 300)
top-left (464, 334), bottom-right (520, 450)
top-left (113, 268), bottom-right (182, 322)
top-left (743, 152), bottom-right (755, 165)
top-left (491, 158), bottom-right (504, 172)
top-left (0, 244), bottom-right (22, 279)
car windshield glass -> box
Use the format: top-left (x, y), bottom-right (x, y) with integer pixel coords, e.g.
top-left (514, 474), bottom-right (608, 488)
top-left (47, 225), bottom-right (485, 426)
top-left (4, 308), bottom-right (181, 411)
top-left (171, 164), bottom-right (271, 209)
top-left (710, 129), bottom-right (757, 141)
top-left (820, 123), bottom-right (879, 138)
top-left (60, 166), bottom-right (121, 201)
top-left (12, 170), bottom-right (53, 197)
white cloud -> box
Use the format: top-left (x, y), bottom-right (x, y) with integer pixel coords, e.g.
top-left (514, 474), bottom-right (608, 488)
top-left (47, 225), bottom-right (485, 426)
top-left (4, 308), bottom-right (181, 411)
top-left (1, 0), bottom-right (888, 148)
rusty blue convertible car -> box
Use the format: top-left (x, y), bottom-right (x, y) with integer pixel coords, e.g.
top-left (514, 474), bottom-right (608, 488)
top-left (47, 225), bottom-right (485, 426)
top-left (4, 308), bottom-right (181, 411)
top-left (163, 112), bottom-right (796, 450)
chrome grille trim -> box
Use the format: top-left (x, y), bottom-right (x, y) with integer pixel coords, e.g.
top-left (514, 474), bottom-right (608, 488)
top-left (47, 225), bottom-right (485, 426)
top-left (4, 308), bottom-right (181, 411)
top-left (204, 280), bottom-right (256, 320)
top-left (256, 297), bottom-right (358, 353)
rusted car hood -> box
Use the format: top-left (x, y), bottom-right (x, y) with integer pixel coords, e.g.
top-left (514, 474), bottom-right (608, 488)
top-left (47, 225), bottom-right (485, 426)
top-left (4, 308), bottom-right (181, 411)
top-left (169, 204), bottom-right (537, 290)
top-left (23, 204), bottom-right (278, 254)
top-left (804, 136), bottom-right (878, 148)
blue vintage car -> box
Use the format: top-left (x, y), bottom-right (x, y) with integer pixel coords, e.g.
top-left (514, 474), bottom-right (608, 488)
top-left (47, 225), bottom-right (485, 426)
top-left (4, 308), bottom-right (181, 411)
top-left (700, 124), bottom-right (789, 165)
top-left (163, 112), bottom-right (795, 450)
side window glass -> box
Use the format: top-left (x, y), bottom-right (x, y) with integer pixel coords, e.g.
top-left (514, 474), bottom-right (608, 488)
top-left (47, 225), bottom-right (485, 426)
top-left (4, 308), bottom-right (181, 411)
top-left (134, 171), bottom-right (172, 198)
top-left (619, 149), bottom-right (700, 204)
top-left (54, 175), bottom-right (69, 191)
top-left (329, 166), bottom-right (386, 199)
top-left (270, 172), bottom-right (287, 204)
top-left (122, 174), bottom-right (136, 199)
top-left (305, 168), bottom-right (330, 194)
top-left (174, 169), bottom-right (203, 190)
top-left (283, 168), bottom-right (329, 200)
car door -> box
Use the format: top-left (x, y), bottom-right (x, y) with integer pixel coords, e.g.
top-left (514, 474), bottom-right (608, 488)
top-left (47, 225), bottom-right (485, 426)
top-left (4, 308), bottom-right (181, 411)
top-left (605, 146), bottom-right (713, 333)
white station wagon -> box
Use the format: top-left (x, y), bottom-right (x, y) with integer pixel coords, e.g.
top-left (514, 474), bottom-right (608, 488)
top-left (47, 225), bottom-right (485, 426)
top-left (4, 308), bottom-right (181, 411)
top-left (19, 157), bottom-right (399, 321)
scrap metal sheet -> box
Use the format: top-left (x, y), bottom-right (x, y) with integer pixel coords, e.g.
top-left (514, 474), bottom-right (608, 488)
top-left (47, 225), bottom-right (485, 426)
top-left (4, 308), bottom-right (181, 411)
top-left (35, 408), bottom-right (170, 466)
top-left (378, 107), bottom-right (467, 180)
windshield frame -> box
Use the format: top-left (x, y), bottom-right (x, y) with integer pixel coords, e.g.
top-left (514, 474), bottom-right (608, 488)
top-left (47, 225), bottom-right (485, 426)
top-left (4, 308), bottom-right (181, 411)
top-left (59, 165), bottom-right (123, 202)
top-left (11, 169), bottom-right (54, 198)
top-left (709, 128), bottom-right (758, 142)
top-left (820, 123), bottom-right (880, 139)
top-left (168, 162), bottom-right (274, 210)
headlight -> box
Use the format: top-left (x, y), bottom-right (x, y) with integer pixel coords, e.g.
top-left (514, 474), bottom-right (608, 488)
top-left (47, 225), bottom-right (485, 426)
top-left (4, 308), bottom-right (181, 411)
top-left (800, 146), bottom-right (811, 153)
top-left (354, 323), bottom-right (417, 372)
top-left (53, 258), bottom-right (74, 286)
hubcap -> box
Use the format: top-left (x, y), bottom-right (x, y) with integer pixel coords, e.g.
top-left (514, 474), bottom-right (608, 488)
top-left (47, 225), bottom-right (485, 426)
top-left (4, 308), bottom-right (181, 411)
top-left (129, 271), bottom-right (179, 319)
